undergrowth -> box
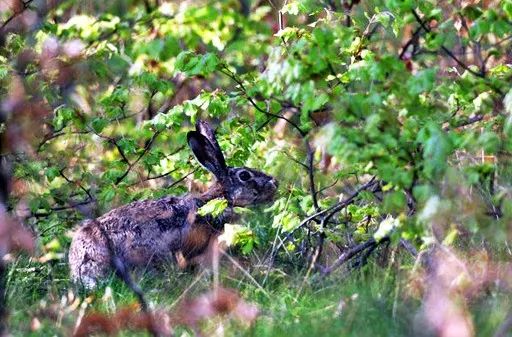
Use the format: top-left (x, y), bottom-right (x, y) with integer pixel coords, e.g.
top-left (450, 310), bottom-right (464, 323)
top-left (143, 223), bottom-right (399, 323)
top-left (5, 251), bottom-right (509, 337)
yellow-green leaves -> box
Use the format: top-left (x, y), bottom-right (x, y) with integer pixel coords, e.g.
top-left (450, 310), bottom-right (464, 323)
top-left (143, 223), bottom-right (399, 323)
top-left (218, 224), bottom-right (257, 255)
top-left (273, 212), bottom-right (301, 232)
top-left (198, 198), bottom-right (228, 217)
top-left (374, 216), bottom-right (399, 242)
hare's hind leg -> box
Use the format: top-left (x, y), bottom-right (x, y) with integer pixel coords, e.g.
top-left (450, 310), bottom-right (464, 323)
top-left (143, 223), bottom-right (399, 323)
top-left (69, 226), bottom-right (110, 289)
top-left (178, 235), bottom-right (221, 270)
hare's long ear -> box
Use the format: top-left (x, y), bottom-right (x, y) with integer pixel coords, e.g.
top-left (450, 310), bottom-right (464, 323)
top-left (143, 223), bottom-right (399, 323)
top-left (187, 130), bottom-right (227, 180)
top-left (195, 120), bottom-right (223, 155)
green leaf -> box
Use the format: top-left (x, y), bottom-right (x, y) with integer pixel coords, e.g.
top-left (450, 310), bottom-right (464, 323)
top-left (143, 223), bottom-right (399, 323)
top-left (218, 223), bottom-right (256, 254)
top-left (417, 124), bottom-right (453, 179)
top-left (117, 138), bottom-right (137, 155)
top-left (53, 107), bottom-right (75, 130)
top-left (91, 117), bottom-right (108, 133)
top-left (175, 52), bottom-right (219, 76)
top-left (273, 212), bottom-right (301, 232)
top-left (198, 198), bottom-right (228, 217)
top-left (160, 36), bottom-right (180, 60)
top-left (45, 167), bottom-right (60, 182)
top-left (407, 69), bottom-right (436, 95)
top-left (99, 186), bottom-right (116, 203)
top-left (0, 65), bottom-right (8, 80)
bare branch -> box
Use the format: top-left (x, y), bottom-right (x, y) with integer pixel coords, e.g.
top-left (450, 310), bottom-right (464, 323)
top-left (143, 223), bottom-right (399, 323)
top-left (320, 236), bottom-right (389, 276)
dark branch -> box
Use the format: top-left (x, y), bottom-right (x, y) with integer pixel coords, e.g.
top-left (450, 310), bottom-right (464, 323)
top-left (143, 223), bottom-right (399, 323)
top-left (59, 168), bottom-right (94, 201)
top-left (30, 199), bottom-right (96, 218)
top-left (411, 9), bottom-right (485, 78)
top-left (219, 66), bottom-right (307, 137)
top-left (399, 26), bottom-right (422, 60)
top-left (320, 177), bottom-right (378, 226)
top-left (95, 225), bottom-right (158, 337)
top-left (305, 139), bottom-right (320, 212)
top-left (37, 130), bottom-right (90, 152)
top-left (320, 236), bottom-right (389, 276)
top-left (0, 0), bottom-right (35, 32)
top-left (271, 177), bottom-right (379, 259)
top-left (115, 131), bottom-right (161, 185)
top-left (443, 114), bottom-right (484, 131)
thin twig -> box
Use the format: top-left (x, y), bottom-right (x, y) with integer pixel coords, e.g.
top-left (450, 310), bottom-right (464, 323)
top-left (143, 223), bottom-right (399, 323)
top-left (169, 270), bottom-right (207, 308)
top-left (305, 139), bottom-right (320, 211)
top-left (315, 179), bottom-right (339, 198)
top-left (443, 114), bottom-right (484, 131)
top-left (0, 0), bottom-right (35, 32)
top-left (399, 238), bottom-right (418, 257)
top-left (221, 250), bottom-right (270, 298)
top-left (320, 237), bottom-right (389, 276)
top-left (37, 130), bottom-right (90, 152)
top-left (321, 177), bottom-right (378, 226)
top-left (219, 66), bottom-right (306, 136)
top-left (95, 224), bottom-right (159, 336)
top-left (411, 9), bottom-right (485, 78)
top-left (115, 131), bottom-right (161, 185)
top-left (399, 26), bottom-right (422, 60)
top-left (270, 177), bottom-right (379, 262)
top-left (59, 168), bottom-right (94, 201)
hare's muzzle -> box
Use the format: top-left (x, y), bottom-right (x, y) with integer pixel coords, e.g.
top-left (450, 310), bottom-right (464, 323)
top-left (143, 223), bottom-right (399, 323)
top-left (266, 178), bottom-right (278, 191)
top-left (264, 178), bottom-right (278, 200)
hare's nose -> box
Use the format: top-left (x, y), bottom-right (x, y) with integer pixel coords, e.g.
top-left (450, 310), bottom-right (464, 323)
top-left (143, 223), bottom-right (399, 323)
top-left (267, 178), bottom-right (278, 190)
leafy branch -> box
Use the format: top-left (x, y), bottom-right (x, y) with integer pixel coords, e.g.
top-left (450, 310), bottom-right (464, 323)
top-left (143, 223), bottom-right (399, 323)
top-left (114, 130), bottom-right (161, 185)
top-left (269, 177), bottom-right (380, 267)
top-left (219, 65), bottom-right (322, 211)
top-left (411, 9), bottom-right (486, 79)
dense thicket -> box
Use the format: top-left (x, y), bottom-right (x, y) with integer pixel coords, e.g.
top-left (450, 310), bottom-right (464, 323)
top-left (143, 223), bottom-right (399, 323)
top-left (1, 0), bottom-right (512, 336)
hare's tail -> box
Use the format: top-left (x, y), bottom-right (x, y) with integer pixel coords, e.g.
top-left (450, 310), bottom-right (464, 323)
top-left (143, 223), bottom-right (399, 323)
top-left (69, 223), bottom-right (110, 289)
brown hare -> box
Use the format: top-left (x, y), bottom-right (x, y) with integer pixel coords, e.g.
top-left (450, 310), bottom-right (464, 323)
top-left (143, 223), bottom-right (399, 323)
top-left (68, 120), bottom-right (278, 288)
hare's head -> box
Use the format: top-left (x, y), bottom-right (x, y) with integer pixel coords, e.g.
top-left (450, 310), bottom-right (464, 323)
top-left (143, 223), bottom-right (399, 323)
top-left (187, 120), bottom-right (278, 207)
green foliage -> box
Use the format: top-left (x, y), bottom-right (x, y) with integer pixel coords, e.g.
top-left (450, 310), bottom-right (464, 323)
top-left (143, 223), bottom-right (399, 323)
top-left (4, 0), bottom-right (509, 248)
top-left (2, 0), bottom-right (512, 334)
top-left (197, 198), bottom-right (228, 217)
top-left (175, 52), bottom-right (220, 76)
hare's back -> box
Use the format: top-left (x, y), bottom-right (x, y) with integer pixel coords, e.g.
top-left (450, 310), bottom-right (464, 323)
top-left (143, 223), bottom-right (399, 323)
top-left (96, 196), bottom-right (195, 259)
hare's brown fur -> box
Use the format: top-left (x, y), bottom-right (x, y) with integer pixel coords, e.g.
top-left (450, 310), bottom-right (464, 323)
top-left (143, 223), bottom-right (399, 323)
top-left (69, 121), bottom-right (277, 288)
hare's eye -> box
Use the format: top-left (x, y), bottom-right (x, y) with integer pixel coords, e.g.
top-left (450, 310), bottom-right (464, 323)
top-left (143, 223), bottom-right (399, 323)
top-left (238, 170), bottom-right (252, 182)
